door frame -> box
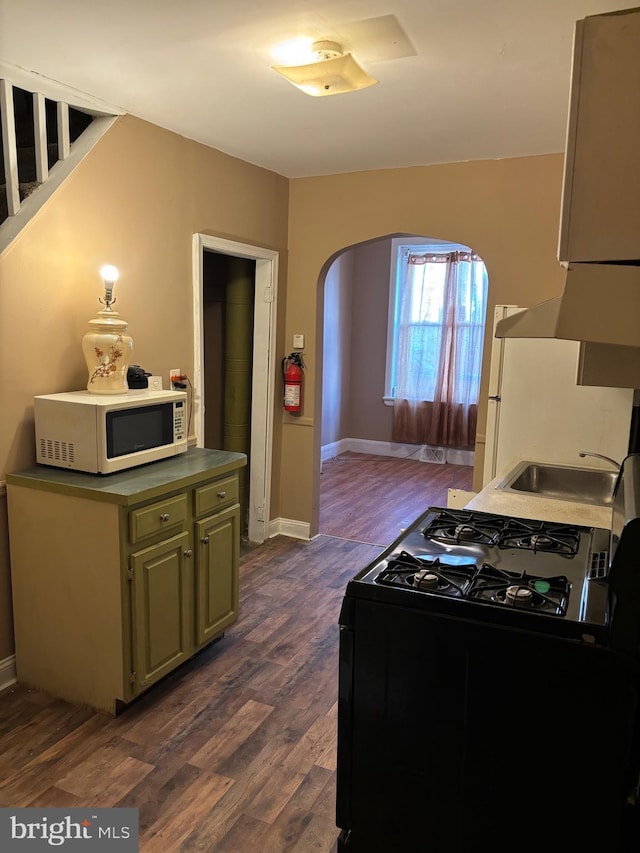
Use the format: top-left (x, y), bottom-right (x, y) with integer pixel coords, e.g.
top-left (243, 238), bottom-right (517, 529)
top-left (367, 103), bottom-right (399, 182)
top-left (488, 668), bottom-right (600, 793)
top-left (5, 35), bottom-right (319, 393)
top-left (192, 234), bottom-right (278, 543)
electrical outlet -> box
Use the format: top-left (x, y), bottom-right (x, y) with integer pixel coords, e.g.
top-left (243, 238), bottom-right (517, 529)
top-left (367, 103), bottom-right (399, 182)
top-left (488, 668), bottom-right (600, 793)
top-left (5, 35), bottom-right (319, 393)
top-left (170, 368), bottom-right (180, 387)
top-left (148, 375), bottom-right (163, 391)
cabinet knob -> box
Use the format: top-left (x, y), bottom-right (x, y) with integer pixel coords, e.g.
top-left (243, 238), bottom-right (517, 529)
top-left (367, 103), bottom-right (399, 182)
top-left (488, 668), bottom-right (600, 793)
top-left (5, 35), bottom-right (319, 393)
top-left (201, 536), bottom-right (210, 545)
top-left (183, 549), bottom-right (193, 558)
top-left (217, 491), bottom-right (227, 499)
top-left (160, 513), bottom-right (170, 522)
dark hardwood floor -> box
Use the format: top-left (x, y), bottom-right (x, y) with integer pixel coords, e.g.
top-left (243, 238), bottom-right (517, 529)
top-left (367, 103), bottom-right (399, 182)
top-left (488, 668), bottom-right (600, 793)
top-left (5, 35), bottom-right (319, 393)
top-left (0, 455), bottom-right (473, 850)
top-left (319, 451), bottom-right (474, 544)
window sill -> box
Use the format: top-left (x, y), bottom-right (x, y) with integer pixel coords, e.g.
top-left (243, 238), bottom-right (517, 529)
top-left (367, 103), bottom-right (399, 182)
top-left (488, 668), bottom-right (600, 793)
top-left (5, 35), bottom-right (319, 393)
top-left (383, 396), bottom-right (395, 407)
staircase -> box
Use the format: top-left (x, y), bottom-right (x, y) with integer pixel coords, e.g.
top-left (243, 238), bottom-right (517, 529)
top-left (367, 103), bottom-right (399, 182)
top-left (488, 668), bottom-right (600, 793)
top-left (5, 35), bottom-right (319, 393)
top-left (0, 69), bottom-right (121, 251)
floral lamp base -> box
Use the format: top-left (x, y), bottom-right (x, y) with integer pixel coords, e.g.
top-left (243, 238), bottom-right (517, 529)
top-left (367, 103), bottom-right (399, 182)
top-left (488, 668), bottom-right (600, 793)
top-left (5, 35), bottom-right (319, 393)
top-left (82, 311), bottom-right (133, 395)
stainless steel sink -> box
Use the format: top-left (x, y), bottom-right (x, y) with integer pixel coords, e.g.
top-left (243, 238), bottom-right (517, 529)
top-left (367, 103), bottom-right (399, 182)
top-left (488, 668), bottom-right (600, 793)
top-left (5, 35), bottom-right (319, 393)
top-left (496, 461), bottom-right (617, 507)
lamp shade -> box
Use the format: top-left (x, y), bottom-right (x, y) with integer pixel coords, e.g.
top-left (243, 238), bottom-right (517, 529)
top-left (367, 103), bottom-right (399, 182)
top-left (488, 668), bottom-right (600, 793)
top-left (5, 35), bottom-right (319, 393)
top-left (272, 44), bottom-right (377, 97)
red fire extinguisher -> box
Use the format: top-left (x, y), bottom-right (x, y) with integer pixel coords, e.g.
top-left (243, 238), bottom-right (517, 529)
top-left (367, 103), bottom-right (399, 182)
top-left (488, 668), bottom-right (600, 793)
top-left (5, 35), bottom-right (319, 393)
top-left (282, 352), bottom-right (304, 413)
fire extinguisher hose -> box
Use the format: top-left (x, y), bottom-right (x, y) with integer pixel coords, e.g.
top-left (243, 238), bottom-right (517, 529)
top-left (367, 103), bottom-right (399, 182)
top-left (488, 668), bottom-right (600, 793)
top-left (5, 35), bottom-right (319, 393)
top-left (282, 352), bottom-right (305, 373)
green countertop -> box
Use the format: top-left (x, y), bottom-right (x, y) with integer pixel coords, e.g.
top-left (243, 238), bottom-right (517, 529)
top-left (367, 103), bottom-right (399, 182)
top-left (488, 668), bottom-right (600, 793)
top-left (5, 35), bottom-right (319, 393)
top-left (6, 447), bottom-right (247, 506)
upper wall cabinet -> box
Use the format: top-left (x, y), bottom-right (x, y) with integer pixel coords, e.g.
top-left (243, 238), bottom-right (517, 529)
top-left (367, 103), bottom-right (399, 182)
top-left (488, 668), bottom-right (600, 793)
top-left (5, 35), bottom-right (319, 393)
top-left (577, 342), bottom-right (640, 389)
top-left (559, 8), bottom-right (640, 263)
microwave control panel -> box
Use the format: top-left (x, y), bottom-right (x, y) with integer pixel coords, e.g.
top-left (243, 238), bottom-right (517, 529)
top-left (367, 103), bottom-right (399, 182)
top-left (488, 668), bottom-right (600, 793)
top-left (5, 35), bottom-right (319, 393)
top-left (174, 401), bottom-right (186, 441)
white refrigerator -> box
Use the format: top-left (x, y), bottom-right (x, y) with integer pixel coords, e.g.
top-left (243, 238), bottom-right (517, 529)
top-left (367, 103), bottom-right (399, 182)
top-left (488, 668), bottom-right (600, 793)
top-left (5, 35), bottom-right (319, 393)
top-left (483, 306), bottom-right (634, 486)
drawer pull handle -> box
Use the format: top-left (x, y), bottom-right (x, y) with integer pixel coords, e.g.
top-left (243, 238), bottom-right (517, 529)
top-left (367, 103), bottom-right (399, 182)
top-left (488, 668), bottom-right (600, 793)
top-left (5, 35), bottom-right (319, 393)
top-left (201, 536), bottom-right (210, 545)
top-left (184, 549), bottom-right (193, 558)
top-left (217, 491), bottom-right (227, 499)
top-left (160, 513), bottom-right (170, 522)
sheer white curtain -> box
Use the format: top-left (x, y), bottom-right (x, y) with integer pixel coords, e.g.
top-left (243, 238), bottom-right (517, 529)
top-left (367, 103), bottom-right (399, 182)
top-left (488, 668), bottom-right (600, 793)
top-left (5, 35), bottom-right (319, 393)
top-left (392, 251), bottom-right (488, 449)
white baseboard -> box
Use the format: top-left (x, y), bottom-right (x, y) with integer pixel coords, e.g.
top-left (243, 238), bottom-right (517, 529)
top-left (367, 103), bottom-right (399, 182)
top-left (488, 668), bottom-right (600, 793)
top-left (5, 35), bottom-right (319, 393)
top-left (322, 438), bottom-right (474, 467)
top-left (0, 654), bottom-right (17, 691)
top-left (444, 447), bottom-right (475, 466)
top-left (268, 518), bottom-right (312, 540)
top-left (321, 439), bottom-right (350, 462)
top-left (274, 441), bottom-right (474, 540)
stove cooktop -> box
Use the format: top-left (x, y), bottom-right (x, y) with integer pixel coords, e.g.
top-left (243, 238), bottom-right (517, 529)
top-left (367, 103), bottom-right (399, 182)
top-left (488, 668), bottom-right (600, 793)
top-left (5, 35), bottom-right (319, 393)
top-left (421, 508), bottom-right (582, 556)
top-left (348, 506), bottom-right (611, 642)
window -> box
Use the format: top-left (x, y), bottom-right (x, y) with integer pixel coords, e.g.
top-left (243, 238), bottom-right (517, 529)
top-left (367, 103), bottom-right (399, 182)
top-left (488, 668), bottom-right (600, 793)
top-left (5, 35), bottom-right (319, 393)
top-left (385, 240), bottom-right (487, 405)
top-left (385, 240), bottom-right (488, 408)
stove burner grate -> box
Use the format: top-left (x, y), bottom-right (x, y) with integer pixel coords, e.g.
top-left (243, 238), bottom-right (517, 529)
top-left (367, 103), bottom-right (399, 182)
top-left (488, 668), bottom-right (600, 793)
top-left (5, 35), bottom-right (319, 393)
top-left (375, 551), bottom-right (477, 597)
top-left (467, 564), bottom-right (569, 616)
top-left (420, 509), bottom-right (582, 557)
top-left (496, 519), bottom-right (580, 556)
top-left (422, 510), bottom-right (503, 546)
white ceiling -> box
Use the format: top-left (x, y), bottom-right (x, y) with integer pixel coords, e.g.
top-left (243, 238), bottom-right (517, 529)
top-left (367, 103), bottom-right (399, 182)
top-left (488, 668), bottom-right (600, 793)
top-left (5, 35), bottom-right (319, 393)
top-left (0, 0), bottom-right (632, 178)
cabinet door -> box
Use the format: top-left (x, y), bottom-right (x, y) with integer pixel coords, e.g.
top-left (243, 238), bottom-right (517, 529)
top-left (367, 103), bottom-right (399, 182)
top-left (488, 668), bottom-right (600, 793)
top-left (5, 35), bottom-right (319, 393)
top-left (577, 341), bottom-right (640, 389)
top-left (130, 530), bottom-right (193, 693)
top-left (195, 504), bottom-right (240, 646)
top-left (559, 10), bottom-right (640, 262)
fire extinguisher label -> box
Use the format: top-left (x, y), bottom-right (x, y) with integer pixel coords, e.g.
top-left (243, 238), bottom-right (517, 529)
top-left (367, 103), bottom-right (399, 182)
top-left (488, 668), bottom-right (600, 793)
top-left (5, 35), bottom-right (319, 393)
top-left (285, 384), bottom-right (300, 407)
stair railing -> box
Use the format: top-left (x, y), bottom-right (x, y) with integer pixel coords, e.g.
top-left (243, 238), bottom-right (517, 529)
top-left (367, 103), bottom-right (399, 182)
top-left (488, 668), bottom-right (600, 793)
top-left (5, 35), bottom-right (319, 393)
top-left (0, 66), bottom-right (122, 253)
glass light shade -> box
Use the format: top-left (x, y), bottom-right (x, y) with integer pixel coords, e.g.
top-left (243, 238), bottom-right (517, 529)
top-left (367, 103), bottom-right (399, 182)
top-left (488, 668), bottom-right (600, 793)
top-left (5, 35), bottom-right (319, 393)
top-left (272, 52), bottom-right (377, 97)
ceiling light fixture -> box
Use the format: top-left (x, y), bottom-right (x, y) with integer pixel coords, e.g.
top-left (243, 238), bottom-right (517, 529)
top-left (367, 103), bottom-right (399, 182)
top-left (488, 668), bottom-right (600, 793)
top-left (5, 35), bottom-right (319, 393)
top-left (272, 40), bottom-right (377, 97)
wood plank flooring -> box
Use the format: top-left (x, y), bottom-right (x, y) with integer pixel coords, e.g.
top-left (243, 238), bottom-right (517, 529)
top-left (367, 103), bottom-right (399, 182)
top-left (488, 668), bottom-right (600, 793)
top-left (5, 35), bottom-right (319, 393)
top-left (0, 454), bottom-right (473, 850)
top-left (0, 535), bottom-right (382, 851)
top-left (319, 451), bottom-right (474, 544)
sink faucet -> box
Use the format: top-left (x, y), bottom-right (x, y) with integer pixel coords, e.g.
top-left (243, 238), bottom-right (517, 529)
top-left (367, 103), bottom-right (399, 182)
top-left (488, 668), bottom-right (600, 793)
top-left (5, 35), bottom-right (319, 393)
top-left (578, 451), bottom-right (621, 471)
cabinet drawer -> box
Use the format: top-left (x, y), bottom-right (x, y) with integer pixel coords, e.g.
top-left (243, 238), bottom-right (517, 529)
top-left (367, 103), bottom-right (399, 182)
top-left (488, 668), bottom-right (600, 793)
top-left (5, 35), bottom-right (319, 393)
top-left (129, 494), bottom-right (188, 544)
top-left (194, 475), bottom-right (238, 517)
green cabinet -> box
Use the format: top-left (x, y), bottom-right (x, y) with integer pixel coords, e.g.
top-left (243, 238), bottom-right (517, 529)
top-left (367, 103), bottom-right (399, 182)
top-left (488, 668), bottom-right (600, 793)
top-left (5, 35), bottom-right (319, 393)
top-left (6, 448), bottom-right (246, 714)
top-left (195, 504), bottom-right (240, 645)
top-left (130, 529), bottom-right (193, 692)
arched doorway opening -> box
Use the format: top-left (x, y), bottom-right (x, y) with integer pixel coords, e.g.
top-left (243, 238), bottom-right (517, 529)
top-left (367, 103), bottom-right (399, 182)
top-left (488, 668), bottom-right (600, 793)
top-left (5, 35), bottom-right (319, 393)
top-left (315, 233), bottom-right (488, 544)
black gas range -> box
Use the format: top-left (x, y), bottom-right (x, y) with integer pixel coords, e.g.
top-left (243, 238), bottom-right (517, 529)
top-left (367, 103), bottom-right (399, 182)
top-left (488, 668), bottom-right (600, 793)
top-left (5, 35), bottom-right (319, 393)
top-left (337, 455), bottom-right (640, 853)
top-left (361, 506), bottom-right (611, 642)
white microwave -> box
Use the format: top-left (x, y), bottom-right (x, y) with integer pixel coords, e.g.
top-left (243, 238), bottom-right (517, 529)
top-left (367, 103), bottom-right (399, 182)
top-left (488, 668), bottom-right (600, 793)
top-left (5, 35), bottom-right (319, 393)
top-left (34, 389), bottom-right (188, 474)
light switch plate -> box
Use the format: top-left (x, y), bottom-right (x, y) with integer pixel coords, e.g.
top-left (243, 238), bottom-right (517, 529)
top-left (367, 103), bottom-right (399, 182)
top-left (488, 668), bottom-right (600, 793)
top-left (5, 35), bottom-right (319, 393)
top-left (293, 334), bottom-right (304, 349)
top-left (148, 375), bottom-right (163, 391)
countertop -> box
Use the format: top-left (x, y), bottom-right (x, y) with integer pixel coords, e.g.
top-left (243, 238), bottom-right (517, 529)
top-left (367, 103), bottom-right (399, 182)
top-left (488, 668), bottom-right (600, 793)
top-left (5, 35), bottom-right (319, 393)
top-left (465, 473), bottom-right (613, 530)
top-left (5, 447), bottom-right (247, 506)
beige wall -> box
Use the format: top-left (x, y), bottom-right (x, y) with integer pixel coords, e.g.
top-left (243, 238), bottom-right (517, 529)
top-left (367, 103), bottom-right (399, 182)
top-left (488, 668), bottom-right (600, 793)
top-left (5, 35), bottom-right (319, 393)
top-left (0, 495), bottom-right (13, 657)
top-left (321, 252), bottom-right (354, 446)
top-left (0, 114), bottom-right (289, 661)
top-left (286, 154), bottom-right (567, 533)
top-left (348, 239), bottom-right (394, 442)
